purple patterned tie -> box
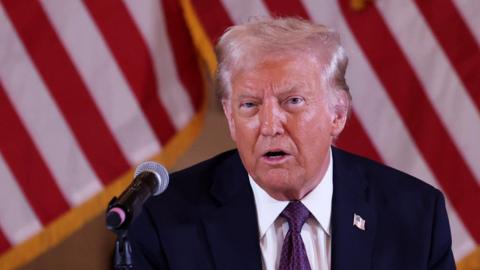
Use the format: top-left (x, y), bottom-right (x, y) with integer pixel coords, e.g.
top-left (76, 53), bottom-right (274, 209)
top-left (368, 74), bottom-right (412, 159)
top-left (279, 201), bottom-right (311, 270)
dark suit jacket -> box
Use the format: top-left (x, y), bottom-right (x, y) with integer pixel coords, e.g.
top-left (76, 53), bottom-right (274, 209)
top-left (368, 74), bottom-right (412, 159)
top-left (128, 148), bottom-right (455, 269)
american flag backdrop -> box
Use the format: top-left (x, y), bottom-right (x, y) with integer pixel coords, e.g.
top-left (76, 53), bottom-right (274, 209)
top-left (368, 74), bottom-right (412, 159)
top-left (0, 0), bottom-right (479, 269)
top-left (0, 0), bottom-right (205, 268)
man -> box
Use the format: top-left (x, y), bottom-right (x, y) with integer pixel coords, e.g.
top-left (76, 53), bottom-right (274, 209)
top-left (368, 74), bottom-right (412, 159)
top-left (128, 17), bottom-right (455, 270)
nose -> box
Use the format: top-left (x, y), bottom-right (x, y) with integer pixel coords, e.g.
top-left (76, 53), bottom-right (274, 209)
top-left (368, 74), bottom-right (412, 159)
top-left (260, 100), bottom-right (285, 136)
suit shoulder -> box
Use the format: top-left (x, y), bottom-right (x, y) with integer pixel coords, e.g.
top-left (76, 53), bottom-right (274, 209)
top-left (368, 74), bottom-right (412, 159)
top-left (170, 149), bottom-right (239, 184)
top-left (333, 147), bottom-right (440, 198)
top-left (144, 149), bottom-right (239, 208)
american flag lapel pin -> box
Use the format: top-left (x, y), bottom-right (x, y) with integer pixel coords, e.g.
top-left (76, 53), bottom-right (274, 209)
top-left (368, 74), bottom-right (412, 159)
top-left (353, 213), bottom-right (366, 231)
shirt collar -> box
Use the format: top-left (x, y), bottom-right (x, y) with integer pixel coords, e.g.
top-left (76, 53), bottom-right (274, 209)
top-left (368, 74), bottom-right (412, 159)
top-left (249, 148), bottom-right (333, 238)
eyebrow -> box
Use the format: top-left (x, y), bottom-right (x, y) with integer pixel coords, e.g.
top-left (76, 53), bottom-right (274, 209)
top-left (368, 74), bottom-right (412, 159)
top-left (278, 87), bottom-right (303, 96)
top-left (236, 83), bottom-right (306, 98)
top-left (237, 93), bottom-right (260, 100)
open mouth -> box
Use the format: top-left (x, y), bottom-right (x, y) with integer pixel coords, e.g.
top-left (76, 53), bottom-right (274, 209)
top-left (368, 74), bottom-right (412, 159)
top-left (262, 149), bottom-right (291, 163)
top-left (264, 151), bottom-right (287, 158)
top-left (261, 149), bottom-right (291, 164)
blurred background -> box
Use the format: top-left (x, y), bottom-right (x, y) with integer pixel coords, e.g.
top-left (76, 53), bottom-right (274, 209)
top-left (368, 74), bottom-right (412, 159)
top-left (0, 0), bottom-right (479, 269)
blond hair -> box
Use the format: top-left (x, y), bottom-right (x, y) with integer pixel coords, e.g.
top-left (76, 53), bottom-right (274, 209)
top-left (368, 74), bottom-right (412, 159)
top-left (215, 17), bottom-right (351, 114)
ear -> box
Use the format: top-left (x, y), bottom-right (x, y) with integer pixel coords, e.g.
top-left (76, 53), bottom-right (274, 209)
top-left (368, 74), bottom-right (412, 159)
top-left (222, 99), bottom-right (237, 142)
top-left (331, 91), bottom-right (349, 137)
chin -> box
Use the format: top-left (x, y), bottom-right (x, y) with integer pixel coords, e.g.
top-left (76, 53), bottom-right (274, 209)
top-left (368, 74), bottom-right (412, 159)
top-left (258, 169), bottom-right (290, 183)
top-left (258, 175), bottom-right (297, 195)
top-left (265, 184), bottom-right (304, 201)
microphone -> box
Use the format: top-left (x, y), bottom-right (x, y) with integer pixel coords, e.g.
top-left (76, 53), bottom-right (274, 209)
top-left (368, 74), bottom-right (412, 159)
top-left (106, 161), bottom-right (169, 230)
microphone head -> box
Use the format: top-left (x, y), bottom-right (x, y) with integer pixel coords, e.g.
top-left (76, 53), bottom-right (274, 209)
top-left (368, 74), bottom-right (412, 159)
top-left (134, 161), bottom-right (169, 196)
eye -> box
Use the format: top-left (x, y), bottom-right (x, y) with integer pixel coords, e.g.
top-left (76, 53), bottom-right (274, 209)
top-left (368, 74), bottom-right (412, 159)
top-left (240, 101), bottom-right (257, 109)
top-left (238, 100), bottom-right (259, 116)
top-left (285, 96), bottom-right (305, 106)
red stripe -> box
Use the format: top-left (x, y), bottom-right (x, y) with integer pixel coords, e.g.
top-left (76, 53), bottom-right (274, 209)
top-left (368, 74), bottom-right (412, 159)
top-left (262, 0), bottom-right (383, 163)
top-left (0, 227), bottom-right (11, 255)
top-left (0, 83), bottom-right (69, 225)
top-left (263, 0), bottom-right (310, 18)
top-left (162, 0), bottom-right (204, 111)
top-left (414, 0), bottom-right (480, 110)
top-left (191, 0), bottom-right (233, 42)
top-left (3, 0), bottom-right (130, 184)
top-left (83, 0), bottom-right (176, 144)
top-left (339, 0), bottom-right (480, 241)
top-left (336, 114), bottom-right (382, 163)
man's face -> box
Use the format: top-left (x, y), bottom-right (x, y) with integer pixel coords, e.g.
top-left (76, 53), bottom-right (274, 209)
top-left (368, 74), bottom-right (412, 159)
top-left (223, 54), bottom-right (347, 201)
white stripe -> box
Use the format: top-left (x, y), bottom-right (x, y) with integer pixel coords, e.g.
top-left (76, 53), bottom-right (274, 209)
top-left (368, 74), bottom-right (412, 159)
top-left (375, 0), bottom-right (480, 184)
top-left (300, 0), bottom-right (475, 259)
top-left (220, 0), bottom-right (270, 24)
top-left (39, 0), bottom-right (161, 165)
top-left (0, 154), bottom-right (42, 244)
top-left (0, 6), bottom-right (102, 206)
top-left (123, 0), bottom-right (195, 130)
top-left (445, 202), bottom-right (477, 260)
top-left (452, 0), bottom-right (480, 45)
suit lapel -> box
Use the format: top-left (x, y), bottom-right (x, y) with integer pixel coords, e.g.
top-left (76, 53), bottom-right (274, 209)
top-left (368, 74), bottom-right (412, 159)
top-left (331, 148), bottom-right (377, 270)
top-left (202, 152), bottom-right (263, 270)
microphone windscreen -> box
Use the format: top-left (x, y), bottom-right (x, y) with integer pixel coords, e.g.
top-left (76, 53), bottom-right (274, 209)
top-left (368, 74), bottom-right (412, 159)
top-left (134, 161), bottom-right (169, 196)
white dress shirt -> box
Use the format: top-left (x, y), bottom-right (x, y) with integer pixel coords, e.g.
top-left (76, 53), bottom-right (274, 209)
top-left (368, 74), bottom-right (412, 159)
top-left (249, 150), bottom-right (333, 270)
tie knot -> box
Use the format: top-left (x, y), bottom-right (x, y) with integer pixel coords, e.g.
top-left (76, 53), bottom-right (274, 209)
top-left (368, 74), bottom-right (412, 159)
top-left (281, 201), bottom-right (310, 232)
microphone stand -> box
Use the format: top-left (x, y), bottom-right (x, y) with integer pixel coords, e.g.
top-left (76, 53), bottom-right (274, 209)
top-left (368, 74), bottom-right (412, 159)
top-left (112, 229), bottom-right (134, 269)
top-left (107, 197), bottom-right (134, 269)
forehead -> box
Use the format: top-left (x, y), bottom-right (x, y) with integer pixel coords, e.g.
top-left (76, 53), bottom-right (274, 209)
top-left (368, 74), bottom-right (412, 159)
top-left (231, 54), bottom-right (321, 94)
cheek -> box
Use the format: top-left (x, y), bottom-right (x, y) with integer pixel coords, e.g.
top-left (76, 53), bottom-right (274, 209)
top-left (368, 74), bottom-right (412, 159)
top-left (293, 108), bottom-right (333, 134)
top-left (246, 116), bottom-right (260, 130)
top-left (313, 107), bottom-right (335, 132)
top-left (234, 116), bottom-right (260, 170)
top-left (232, 116), bottom-right (261, 156)
top-left (289, 109), bottom-right (334, 156)
top-left (236, 115), bottom-right (260, 135)
top-left (300, 109), bottom-right (318, 123)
